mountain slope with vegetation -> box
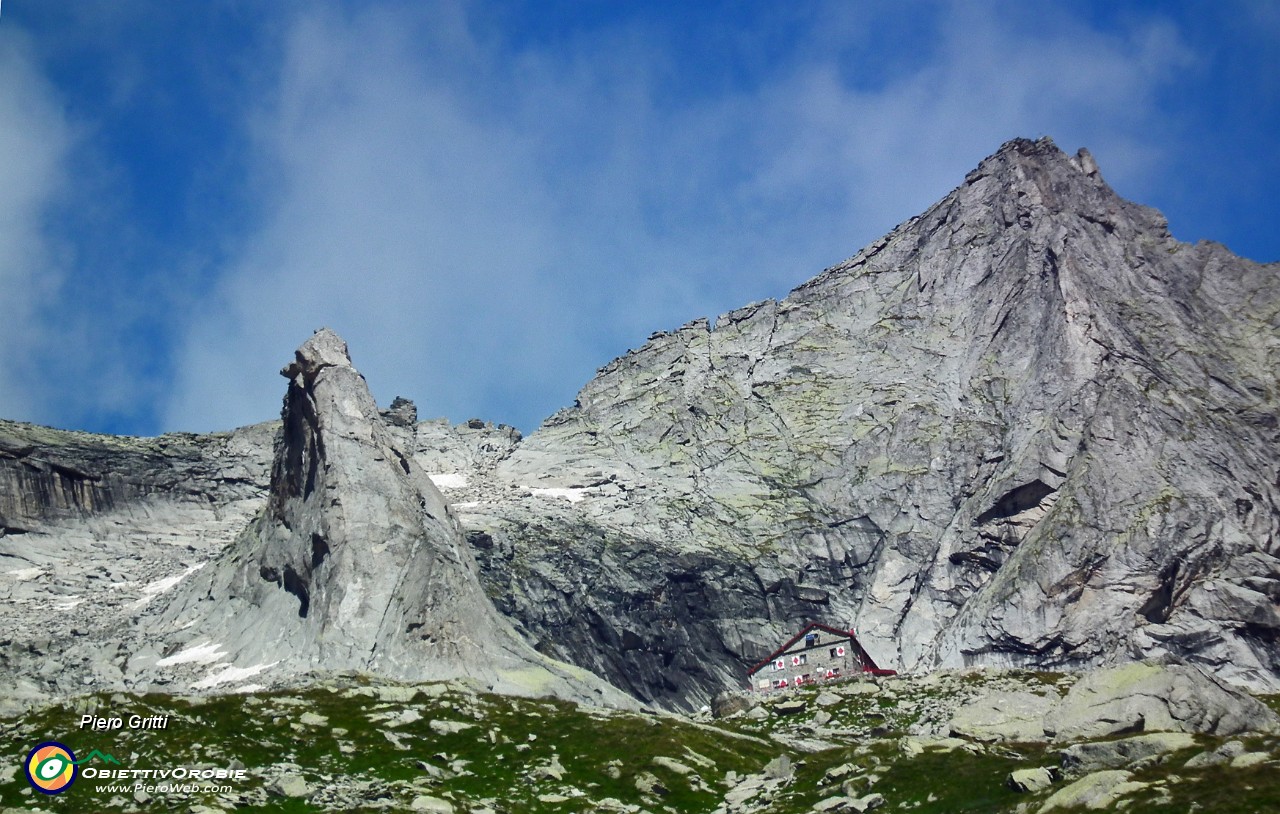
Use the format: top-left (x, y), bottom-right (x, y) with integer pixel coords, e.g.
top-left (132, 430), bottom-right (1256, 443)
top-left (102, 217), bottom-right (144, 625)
top-left (2, 665), bottom-right (1277, 813)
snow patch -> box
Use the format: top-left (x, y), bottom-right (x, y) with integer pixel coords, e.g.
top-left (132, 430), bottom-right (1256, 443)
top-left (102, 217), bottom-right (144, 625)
top-left (428, 473), bottom-right (469, 489)
top-left (156, 641), bottom-right (227, 667)
top-left (530, 487), bottom-right (589, 504)
top-left (453, 501), bottom-right (480, 510)
top-left (134, 564), bottom-right (205, 608)
top-left (192, 661), bottom-right (279, 690)
top-left (7, 568), bottom-right (44, 581)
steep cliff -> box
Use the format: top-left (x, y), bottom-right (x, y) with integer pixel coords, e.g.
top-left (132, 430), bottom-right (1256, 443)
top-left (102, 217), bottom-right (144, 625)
top-left (0, 419), bottom-right (273, 692)
top-left (431, 138), bottom-right (1280, 708)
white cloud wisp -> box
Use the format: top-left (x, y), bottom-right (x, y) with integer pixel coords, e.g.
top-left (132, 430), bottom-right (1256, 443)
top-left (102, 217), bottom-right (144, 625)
top-left (161, 2), bottom-right (1194, 434)
top-left (0, 34), bottom-right (73, 422)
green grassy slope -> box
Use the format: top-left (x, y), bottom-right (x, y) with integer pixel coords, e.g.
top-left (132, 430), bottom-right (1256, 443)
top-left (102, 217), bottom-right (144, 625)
top-left (2, 674), bottom-right (1277, 813)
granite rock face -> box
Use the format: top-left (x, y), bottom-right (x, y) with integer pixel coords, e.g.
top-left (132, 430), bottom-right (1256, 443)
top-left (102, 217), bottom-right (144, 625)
top-left (132, 329), bottom-right (632, 705)
top-left (434, 138), bottom-right (1280, 707)
top-left (0, 417), bottom-right (275, 709)
top-left (3, 137), bottom-right (1278, 711)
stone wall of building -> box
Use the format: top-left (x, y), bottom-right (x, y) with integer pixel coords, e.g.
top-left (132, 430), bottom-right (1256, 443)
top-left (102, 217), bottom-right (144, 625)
top-left (749, 630), bottom-right (866, 691)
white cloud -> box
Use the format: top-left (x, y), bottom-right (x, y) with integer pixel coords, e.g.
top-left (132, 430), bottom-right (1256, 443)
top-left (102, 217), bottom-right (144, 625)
top-left (741, 3), bottom-right (1192, 243)
top-left (164, 5), bottom-right (579, 431)
top-left (0, 33), bottom-right (74, 422)
top-left (161, 1), bottom-right (1195, 434)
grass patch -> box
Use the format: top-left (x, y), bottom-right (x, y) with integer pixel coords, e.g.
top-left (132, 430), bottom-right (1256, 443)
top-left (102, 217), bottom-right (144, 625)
top-left (2, 672), bottom-right (1277, 813)
top-left (0, 682), bottom-right (778, 814)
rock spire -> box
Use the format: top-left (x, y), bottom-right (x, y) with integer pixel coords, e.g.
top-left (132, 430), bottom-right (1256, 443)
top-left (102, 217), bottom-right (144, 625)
top-left (131, 328), bottom-right (631, 705)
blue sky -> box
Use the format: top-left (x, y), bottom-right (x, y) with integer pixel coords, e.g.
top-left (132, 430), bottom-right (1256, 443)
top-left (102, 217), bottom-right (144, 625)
top-left (0, 1), bottom-right (1276, 436)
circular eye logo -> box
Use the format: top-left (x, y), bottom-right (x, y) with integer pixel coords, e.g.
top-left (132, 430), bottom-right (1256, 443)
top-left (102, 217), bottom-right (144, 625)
top-left (25, 741), bottom-right (77, 795)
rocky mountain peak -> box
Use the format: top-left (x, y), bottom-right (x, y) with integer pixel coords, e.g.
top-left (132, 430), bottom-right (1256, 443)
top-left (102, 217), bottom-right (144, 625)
top-left (967, 137), bottom-right (1105, 194)
top-left (472, 138), bottom-right (1280, 705)
top-left (122, 329), bottom-right (634, 706)
top-left (282, 326), bottom-right (355, 380)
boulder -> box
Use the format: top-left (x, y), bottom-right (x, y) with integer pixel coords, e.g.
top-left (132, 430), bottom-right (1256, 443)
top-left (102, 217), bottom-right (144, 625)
top-left (429, 720), bottom-right (475, 736)
top-left (376, 686), bottom-right (420, 703)
top-left (1047, 662), bottom-right (1279, 742)
top-left (1230, 752), bottom-right (1271, 768)
top-left (409, 796), bottom-right (454, 813)
top-left (948, 690), bottom-right (1055, 742)
top-left (822, 763), bottom-right (857, 785)
top-left (1183, 739), bottom-right (1245, 768)
top-left (1059, 732), bottom-right (1195, 773)
top-left (266, 774), bottom-right (311, 798)
top-left (764, 754), bottom-right (793, 780)
top-left (533, 755), bottom-right (565, 781)
top-left (652, 756), bottom-right (695, 776)
top-left (712, 691), bottom-right (758, 718)
top-left (1037, 770), bottom-right (1146, 812)
top-left (634, 772), bottom-right (668, 796)
top-left (774, 699), bottom-right (807, 716)
top-left (724, 777), bottom-right (764, 808)
top-left (1007, 767), bottom-right (1055, 793)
